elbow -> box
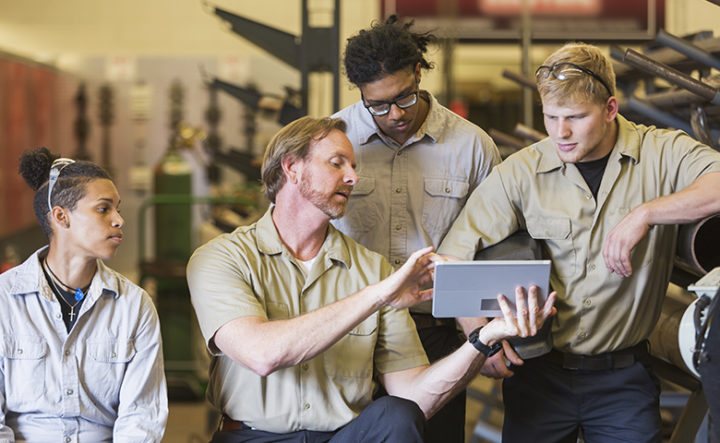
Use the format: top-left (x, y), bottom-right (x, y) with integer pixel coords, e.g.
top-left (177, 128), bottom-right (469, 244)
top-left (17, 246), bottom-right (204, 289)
top-left (239, 352), bottom-right (284, 377)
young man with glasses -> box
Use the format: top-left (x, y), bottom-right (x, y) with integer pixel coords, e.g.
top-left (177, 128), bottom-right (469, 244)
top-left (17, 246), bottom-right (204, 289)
top-left (438, 42), bottom-right (720, 442)
top-left (330, 16), bottom-right (503, 443)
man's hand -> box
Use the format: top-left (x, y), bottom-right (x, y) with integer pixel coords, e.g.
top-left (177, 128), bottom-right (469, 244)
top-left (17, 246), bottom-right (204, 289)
top-left (374, 246), bottom-right (436, 309)
top-left (479, 341), bottom-right (523, 379)
top-left (602, 206), bottom-right (650, 277)
top-left (481, 286), bottom-right (556, 346)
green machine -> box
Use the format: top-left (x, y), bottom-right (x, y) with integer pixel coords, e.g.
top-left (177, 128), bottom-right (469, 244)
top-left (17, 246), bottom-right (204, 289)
top-left (140, 80), bottom-right (202, 399)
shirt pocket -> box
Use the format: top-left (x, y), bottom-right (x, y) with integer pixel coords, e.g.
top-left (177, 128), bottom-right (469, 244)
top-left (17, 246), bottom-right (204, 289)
top-left (0, 335), bottom-right (48, 407)
top-left (526, 216), bottom-right (577, 277)
top-left (322, 314), bottom-right (378, 406)
top-left (422, 178), bottom-right (470, 234)
top-left (85, 340), bottom-right (136, 402)
top-left (342, 176), bottom-right (379, 233)
top-left (323, 314), bottom-right (378, 378)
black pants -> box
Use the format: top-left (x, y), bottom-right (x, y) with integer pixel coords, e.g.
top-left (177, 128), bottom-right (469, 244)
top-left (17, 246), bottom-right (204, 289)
top-left (415, 322), bottom-right (466, 443)
top-left (210, 396), bottom-right (425, 443)
top-left (502, 350), bottom-right (662, 443)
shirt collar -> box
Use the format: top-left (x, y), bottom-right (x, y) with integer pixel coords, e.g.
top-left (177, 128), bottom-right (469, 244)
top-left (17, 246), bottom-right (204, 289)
top-left (10, 247), bottom-right (119, 301)
top-left (535, 113), bottom-right (637, 174)
top-left (255, 208), bottom-right (351, 268)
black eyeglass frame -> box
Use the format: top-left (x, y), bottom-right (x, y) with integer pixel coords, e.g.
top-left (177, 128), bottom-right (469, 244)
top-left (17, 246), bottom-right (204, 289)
top-left (362, 79), bottom-right (420, 117)
top-left (535, 62), bottom-right (613, 98)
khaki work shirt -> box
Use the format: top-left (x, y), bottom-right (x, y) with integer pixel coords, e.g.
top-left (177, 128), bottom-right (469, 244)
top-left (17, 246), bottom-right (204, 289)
top-left (332, 91), bottom-right (500, 313)
top-left (187, 209), bottom-right (428, 433)
top-left (439, 115), bottom-right (720, 354)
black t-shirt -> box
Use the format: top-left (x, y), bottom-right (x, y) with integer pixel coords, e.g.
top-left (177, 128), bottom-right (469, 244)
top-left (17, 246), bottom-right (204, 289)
top-left (575, 151), bottom-right (612, 199)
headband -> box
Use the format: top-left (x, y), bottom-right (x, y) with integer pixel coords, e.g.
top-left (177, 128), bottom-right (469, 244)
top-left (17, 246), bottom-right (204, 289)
top-left (47, 158), bottom-right (75, 212)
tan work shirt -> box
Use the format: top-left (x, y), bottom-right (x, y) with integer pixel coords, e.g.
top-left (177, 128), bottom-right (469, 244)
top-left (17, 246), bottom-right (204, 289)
top-left (332, 91), bottom-right (500, 313)
top-left (439, 115), bottom-right (720, 354)
top-left (187, 209), bottom-right (428, 433)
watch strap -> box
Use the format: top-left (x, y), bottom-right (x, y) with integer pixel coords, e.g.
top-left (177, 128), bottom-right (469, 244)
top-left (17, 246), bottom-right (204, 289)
top-left (469, 326), bottom-right (503, 357)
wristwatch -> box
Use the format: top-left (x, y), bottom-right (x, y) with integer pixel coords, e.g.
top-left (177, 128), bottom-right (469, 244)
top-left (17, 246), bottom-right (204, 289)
top-left (469, 326), bottom-right (503, 357)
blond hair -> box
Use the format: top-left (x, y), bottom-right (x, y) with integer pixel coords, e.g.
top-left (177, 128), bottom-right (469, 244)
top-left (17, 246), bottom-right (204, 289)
top-left (536, 42), bottom-right (616, 106)
top-left (261, 116), bottom-right (347, 203)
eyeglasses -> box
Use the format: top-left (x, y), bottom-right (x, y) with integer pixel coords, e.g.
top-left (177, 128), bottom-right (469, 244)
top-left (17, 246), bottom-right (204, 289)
top-left (535, 62), bottom-right (612, 97)
top-left (362, 81), bottom-right (419, 116)
top-left (47, 158), bottom-right (75, 211)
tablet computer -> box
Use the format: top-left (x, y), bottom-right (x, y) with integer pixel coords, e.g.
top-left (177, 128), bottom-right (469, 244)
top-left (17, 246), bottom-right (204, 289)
top-left (432, 260), bottom-right (551, 318)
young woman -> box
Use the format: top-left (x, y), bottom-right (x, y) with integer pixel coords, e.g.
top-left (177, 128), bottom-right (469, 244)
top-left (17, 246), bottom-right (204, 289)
top-left (0, 147), bottom-right (167, 442)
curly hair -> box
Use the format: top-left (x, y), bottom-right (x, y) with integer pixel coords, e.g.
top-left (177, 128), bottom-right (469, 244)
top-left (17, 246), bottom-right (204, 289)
top-left (18, 147), bottom-right (112, 239)
top-left (343, 15), bottom-right (436, 86)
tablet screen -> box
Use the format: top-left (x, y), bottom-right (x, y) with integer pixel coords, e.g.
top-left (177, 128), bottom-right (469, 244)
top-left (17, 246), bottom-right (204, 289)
top-left (432, 260), bottom-right (551, 318)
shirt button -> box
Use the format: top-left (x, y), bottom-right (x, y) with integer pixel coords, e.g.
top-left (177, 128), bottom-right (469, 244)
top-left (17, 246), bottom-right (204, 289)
top-left (584, 299), bottom-right (591, 307)
top-left (585, 194), bottom-right (592, 200)
top-left (65, 350), bottom-right (71, 356)
top-left (579, 331), bottom-right (587, 339)
top-left (588, 264), bottom-right (596, 271)
top-left (303, 403), bottom-right (310, 410)
top-left (56, 313), bottom-right (62, 319)
top-left (445, 187), bottom-right (451, 193)
top-left (66, 389), bottom-right (73, 395)
top-left (17, 349), bottom-right (23, 355)
top-left (301, 364), bottom-right (309, 371)
top-left (395, 187), bottom-right (401, 193)
top-left (394, 259), bottom-right (402, 265)
top-left (111, 352), bottom-right (117, 358)
top-left (395, 225), bottom-right (401, 231)
top-left (65, 437), bottom-right (71, 443)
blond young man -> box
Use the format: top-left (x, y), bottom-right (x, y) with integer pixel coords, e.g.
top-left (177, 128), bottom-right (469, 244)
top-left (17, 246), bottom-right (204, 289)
top-left (438, 43), bottom-right (720, 442)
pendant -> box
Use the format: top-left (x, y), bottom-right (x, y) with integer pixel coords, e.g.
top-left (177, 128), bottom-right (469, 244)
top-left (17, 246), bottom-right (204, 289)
top-left (74, 288), bottom-right (84, 301)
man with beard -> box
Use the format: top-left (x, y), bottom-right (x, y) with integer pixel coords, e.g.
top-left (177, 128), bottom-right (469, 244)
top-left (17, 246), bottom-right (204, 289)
top-left (330, 17), bottom-right (503, 441)
top-left (187, 116), bottom-right (556, 443)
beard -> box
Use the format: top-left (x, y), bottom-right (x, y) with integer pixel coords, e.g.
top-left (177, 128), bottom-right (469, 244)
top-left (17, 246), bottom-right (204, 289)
top-left (299, 173), bottom-right (350, 220)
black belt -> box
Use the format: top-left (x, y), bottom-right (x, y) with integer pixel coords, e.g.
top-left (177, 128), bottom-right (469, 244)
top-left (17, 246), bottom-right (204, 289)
top-left (220, 415), bottom-right (250, 432)
top-left (410, 313), bottom-right (456, 330)
top-left (547, 341), bottom-right (648, 371)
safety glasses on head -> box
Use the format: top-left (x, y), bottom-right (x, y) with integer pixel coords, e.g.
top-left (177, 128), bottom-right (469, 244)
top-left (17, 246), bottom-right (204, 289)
top-left (47, 158), bottom-right (75, 212)
top-left (535, 62), bottom-right (612, 98)
top-left (362, 79), bottom-right (419, 116)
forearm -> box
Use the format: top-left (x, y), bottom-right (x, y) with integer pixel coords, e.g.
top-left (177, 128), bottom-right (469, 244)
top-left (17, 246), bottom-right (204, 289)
top-left (390, 343), bottom-right (485, 419)
top-left (217, 283), bottom-right (387, 375)
top-left (641, 172), bottom-right (720, 225)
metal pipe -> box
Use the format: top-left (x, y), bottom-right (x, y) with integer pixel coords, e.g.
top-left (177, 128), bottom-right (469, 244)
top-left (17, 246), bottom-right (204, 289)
top-left (514, 123), bottom-right (545, 142)
top-left (623, 48), bottom-right (720, 105)
top-left (656, 29), bottom-right (720, 71)
top-left (621, 96), bottom-right (695, 135)
top-left (676, 215), bottom-right (720, 276)
top-left (502, 69), bottom-right (537, 91)
top-left (488, 129), bottom-right (525, 151)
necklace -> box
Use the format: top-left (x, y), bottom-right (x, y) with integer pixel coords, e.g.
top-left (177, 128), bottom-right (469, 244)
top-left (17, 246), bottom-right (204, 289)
top-left (44, 259), bottom-right (87, 302)
top-left (42, 259), bottom-right (85, 323)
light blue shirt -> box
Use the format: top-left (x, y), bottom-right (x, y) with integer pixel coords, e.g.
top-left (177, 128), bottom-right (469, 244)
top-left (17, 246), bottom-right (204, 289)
top-left (0, 248), bottom-right (167, 442)
top-left (332, 91), bottom-right (501, 313)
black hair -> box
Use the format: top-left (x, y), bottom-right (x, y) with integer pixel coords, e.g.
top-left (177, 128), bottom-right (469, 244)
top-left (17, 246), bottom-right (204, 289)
top-left (18, 147), bottom-right (112, 239)
top-left (343, 15), bottom-right (436, 86)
